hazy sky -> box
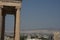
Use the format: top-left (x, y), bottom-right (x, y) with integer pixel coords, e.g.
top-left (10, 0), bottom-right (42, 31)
top-left (5, 0), bottom-right (60, 32)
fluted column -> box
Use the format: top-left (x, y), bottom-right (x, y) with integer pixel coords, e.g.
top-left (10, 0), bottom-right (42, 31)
top-left (14, 7), bottom-right (20, 40)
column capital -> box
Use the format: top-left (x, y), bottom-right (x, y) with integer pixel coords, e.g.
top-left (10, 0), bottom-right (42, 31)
top-left (15, 6), bottom-right (21, 14)
top-left (15, 6), bottom-right (20, 9)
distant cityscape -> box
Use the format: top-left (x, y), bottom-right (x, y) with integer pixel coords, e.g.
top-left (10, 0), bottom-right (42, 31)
top-left (0, 30), bottom-right (60, 40)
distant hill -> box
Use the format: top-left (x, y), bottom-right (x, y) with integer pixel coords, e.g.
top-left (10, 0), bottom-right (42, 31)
top-left (5, 28), bottom-right (60, 35)
top-left (21, 28), bottom-right (60, 31)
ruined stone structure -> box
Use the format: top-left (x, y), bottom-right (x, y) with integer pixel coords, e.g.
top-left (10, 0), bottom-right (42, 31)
top-left (0, 0), bottom-right (22, 40)
top-left (53, 32), bottom-right (60, 40)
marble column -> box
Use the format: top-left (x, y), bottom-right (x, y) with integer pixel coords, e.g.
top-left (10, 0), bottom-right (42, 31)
top-left (0, 8), bottom-right (2, 40)
top-left (0, 6), bottom-right (5, 40)
top-left (0, 6), bottom-right (3, 40)
top-left (14, 7), bottom-right (20, 40)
